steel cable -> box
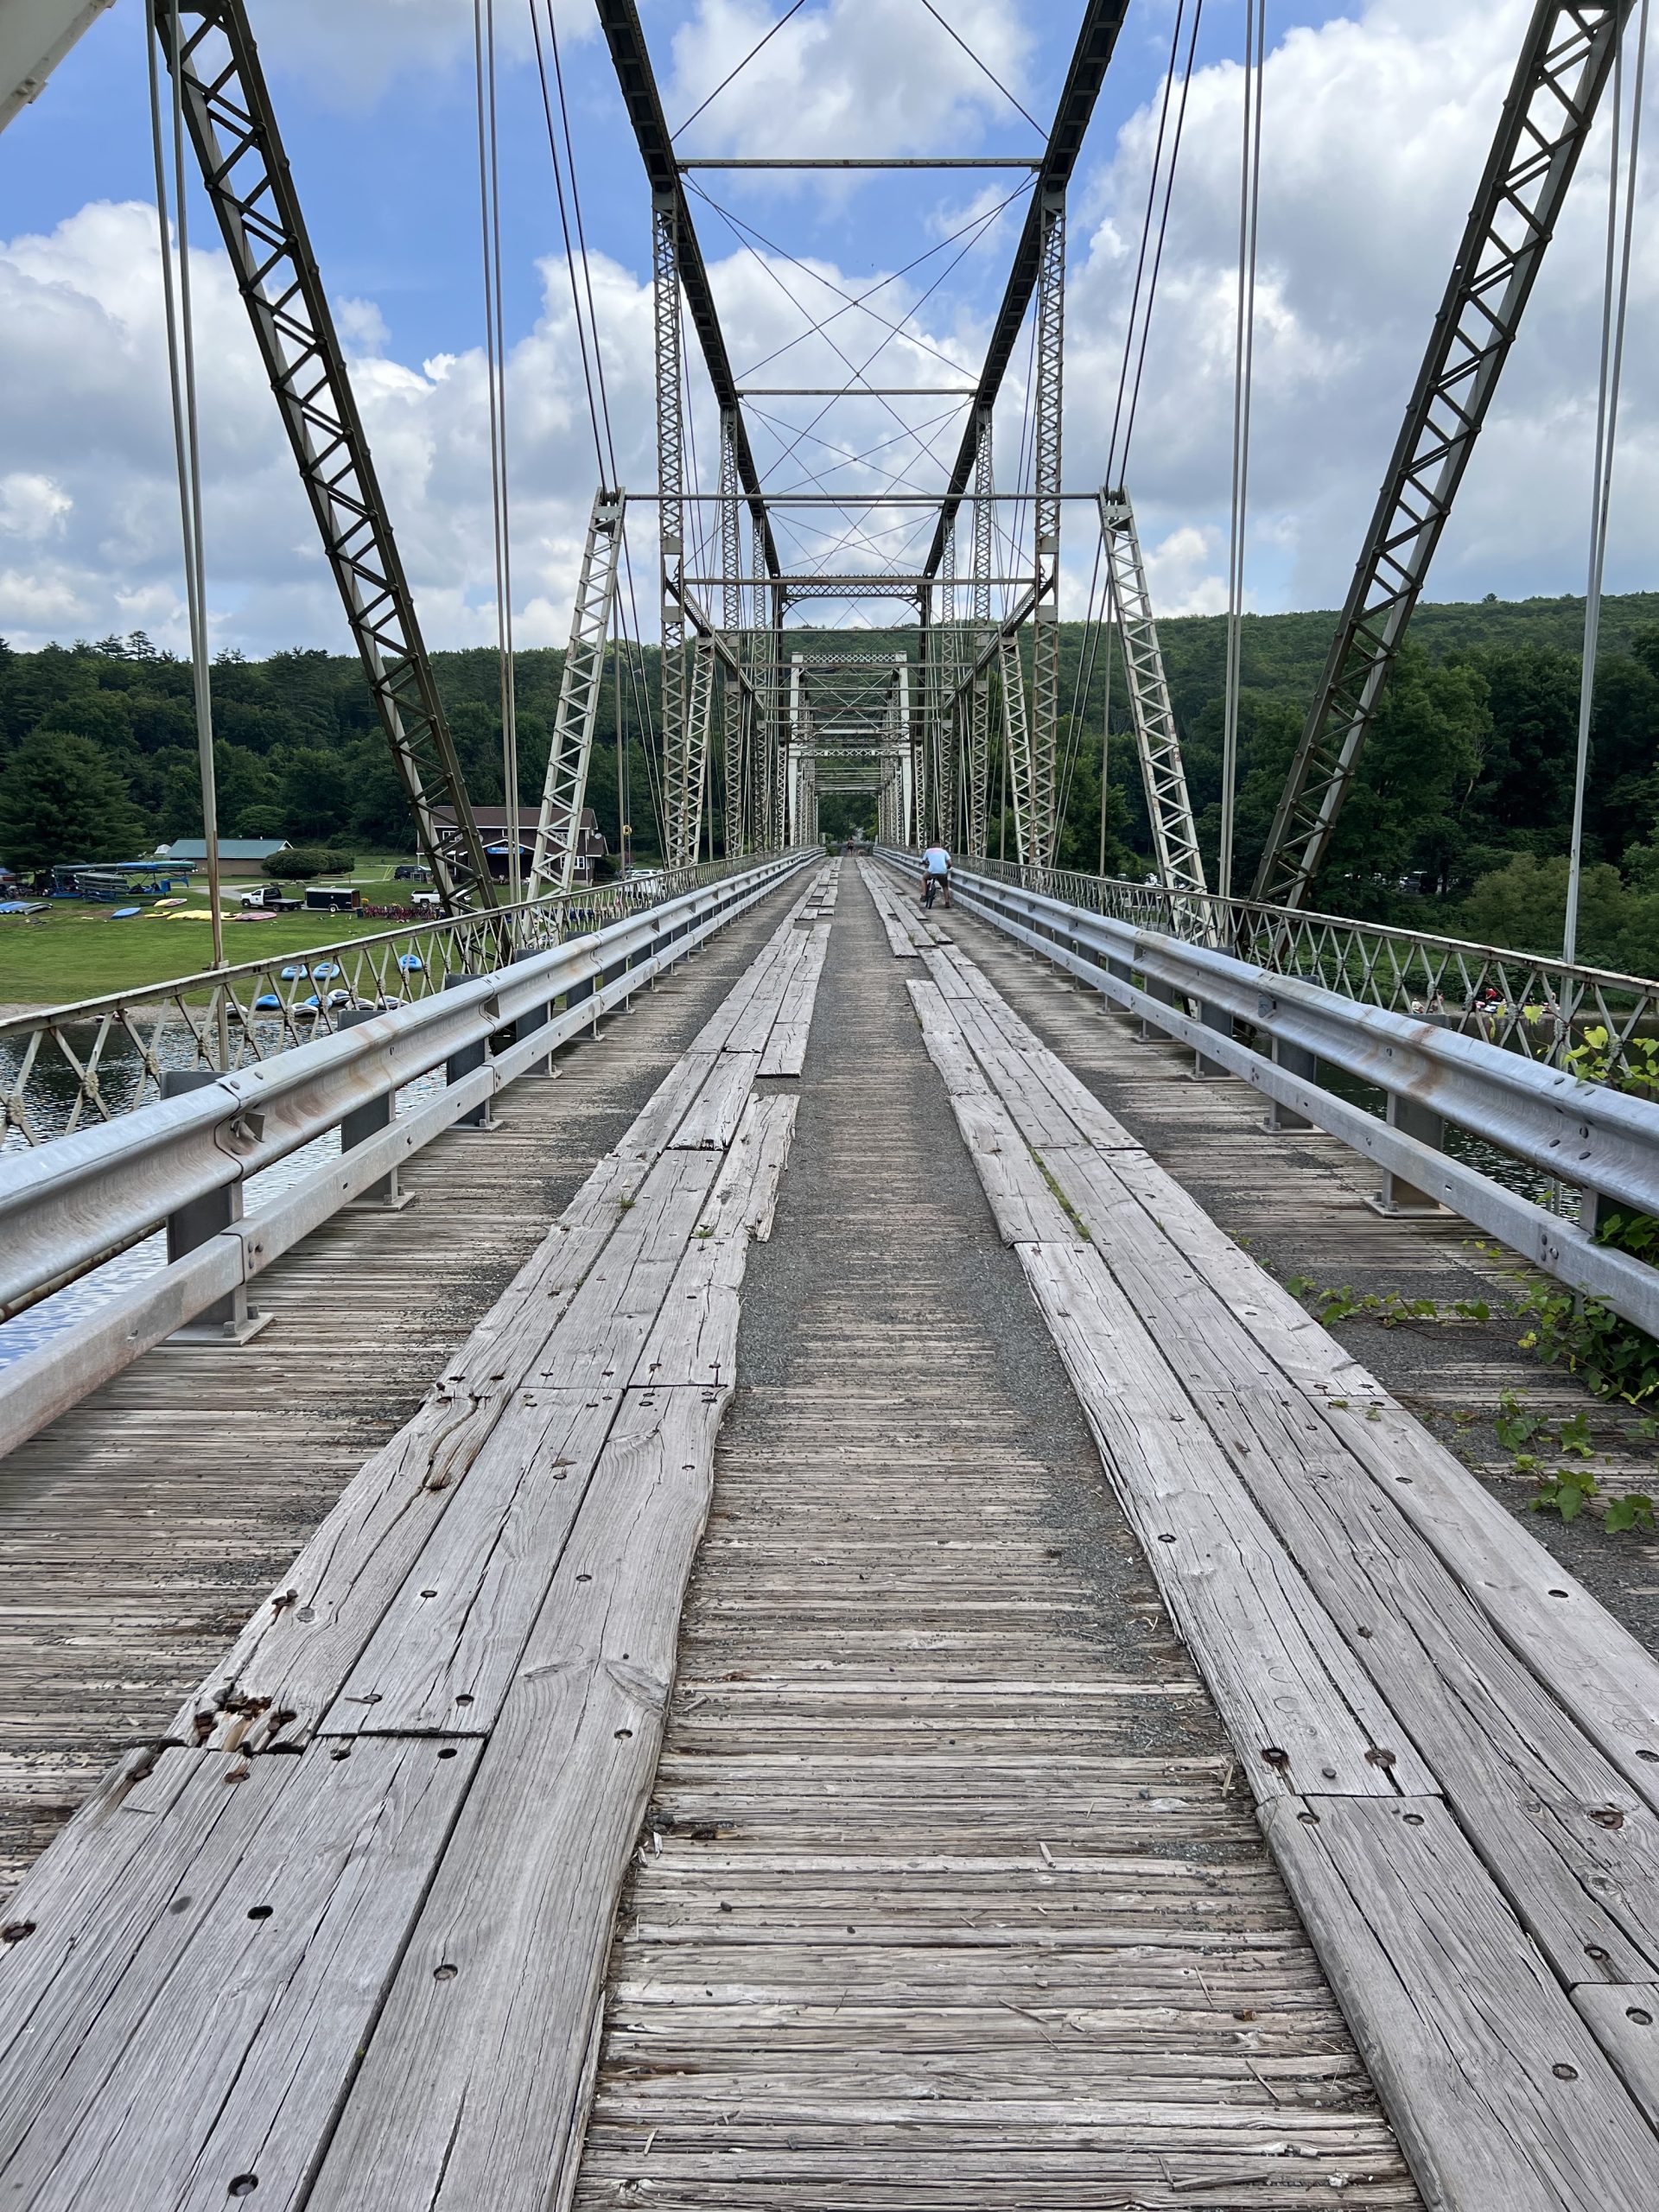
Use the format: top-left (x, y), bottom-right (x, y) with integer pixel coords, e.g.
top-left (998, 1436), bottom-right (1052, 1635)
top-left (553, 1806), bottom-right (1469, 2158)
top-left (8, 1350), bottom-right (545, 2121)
top-left (475, 0), bottom-right (521, 902)
top-left (146, 5), bottom-right (226, 981)
top-left (1564, 0), bottom-right (1650, 977)
top-left (1218, 0), bottom-right (1265, 904)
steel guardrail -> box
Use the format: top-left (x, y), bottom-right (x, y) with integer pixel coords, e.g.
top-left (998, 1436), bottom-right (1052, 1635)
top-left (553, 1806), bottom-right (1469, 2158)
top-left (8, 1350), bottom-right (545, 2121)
top-left (0, 851), bottom-right (813, 1454)
top-left (876, 848), bottom-right (1659, 1341)
top-left (950, 851), bottom-right (1659, 1090)
top-left (0, 852), bottom-right (772, 1149)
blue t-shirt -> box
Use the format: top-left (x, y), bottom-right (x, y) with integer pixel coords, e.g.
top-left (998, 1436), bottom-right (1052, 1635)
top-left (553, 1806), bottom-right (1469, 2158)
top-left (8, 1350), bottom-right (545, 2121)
top-left (923, 847), bottom-right (950, 875)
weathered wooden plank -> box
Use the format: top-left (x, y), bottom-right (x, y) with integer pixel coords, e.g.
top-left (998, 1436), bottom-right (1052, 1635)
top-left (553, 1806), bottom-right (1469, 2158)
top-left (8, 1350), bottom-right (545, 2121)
top-left (911, 981), bottom-right (1091, 1247)
top-left (1572, 1984), bottom-right (1659, 2131)
top-left (1264, 1794), bottom-right (1659, 2212)
top-left (757, 926), bottom-right (830, 1077)
top-left (170, 1158), bottom-right (654, 1754)
top-left (631, 1103), bottom-right (798, 1391)
top-left (725, 931), bottom-right (808, 1055)
top-left (321, 1388), bottom-right (623, 1737)
top-left (0, 1738), bottom-right (479, 2212)
top-left (670, 1052), bottom-right (762, 1150)
top-left (1017, 1240), bottom-right (1425, 1801)
top-left (307, 1386), bottom-right (728, 2212)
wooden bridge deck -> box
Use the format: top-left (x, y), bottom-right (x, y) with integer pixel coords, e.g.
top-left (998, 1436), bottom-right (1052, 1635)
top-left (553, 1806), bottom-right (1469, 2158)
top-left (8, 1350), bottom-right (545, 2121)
top-left (4, 859), bottom-right (1659, 2206)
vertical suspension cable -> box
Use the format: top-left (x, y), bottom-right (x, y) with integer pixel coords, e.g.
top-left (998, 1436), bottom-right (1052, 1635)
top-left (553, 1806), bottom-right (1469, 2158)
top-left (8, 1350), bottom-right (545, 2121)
top-left (1097, 612), bottom-right (1116, 877)
top-left (1218, 0), bottom-right (1265, 909)
top-left (1564, 0), bottom-right (1649, 985)
top-left (147, 5), bottom-right (226, 982)
top-left (475, 0), bottom-right (521, 906)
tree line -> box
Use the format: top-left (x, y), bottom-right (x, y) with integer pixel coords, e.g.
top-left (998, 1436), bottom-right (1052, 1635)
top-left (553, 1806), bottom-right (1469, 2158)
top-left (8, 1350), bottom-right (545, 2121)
top-left (3, 589), bottom-right (1659, 970)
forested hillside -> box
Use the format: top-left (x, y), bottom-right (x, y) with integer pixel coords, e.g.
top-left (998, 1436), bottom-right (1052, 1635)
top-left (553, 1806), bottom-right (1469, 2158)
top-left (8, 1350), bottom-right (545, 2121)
top-left (4, 588), bottom-right (1659, 969)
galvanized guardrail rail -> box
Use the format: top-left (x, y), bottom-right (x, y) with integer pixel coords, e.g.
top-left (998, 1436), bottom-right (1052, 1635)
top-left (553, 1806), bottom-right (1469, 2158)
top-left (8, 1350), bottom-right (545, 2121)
top-left (0, 850), bottom-right (811, 1452)
top-left (0, 853), bottom-right (768, 1149)
top-left (951, 853), bottom-right (1659, 1090)
top-left (878, 849), bottom-right (1659, 1341)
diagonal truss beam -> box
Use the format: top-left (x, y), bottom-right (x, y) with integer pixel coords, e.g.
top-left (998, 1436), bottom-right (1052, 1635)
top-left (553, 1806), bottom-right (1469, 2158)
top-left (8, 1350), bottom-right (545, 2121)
top-left (922, 0), bottom-right (1128, 580)
top-left (156, 0), bottom-right (495, 909)
top-left (531, 487), bottom-right (624, 895)
top-left (1254, 0), bottom-right (1631, 908)
top-left (1099, 487), bottom-right (1208, 926)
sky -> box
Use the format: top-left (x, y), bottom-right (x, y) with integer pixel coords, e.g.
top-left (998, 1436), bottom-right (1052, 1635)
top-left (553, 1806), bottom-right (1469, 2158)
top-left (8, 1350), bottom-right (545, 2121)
top-left (0, 0), bottom-right (1655, 657)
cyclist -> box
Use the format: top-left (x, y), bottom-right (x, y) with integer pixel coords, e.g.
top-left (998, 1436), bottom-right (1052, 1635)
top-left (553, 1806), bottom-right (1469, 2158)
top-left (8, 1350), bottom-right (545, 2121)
top-left (920, 840), bottom-right (952, 910)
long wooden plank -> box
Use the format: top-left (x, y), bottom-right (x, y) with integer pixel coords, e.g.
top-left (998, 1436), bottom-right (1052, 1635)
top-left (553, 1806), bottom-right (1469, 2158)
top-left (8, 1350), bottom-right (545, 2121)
top-left (306, 1386), bottom-right (728, 2212)
top-left (1264, 1794), bottom-right (1659, 2212)
top-left (321, 1388), bottom-right (622, 1738)
top-left (757, 924), bottom-right (830, 1077)
top-left (670, 1051), bottom-right (762, 1149)
top-left (0, 1738), bottom-right (480, 2211)
top-left (1017, 1240), bottom-right (1426, 1802)
top-left (171, 1149), bottom-right (655, 1754)
top-left (1025, 1044), bottom-right (1659, 1821)
top-left (631, 1098), bottom-right (798, 1391)
top-left (724, 929), bottom-right (809, 1053)
top-left (911, 992), bottom-right (1086, 1249)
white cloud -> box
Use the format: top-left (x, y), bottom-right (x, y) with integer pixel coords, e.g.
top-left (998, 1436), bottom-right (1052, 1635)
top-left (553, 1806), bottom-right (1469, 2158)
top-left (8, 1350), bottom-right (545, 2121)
top-left (0, 473), bottom-right (71, 541)
top-left (663, 0), bottom-right (1038, 159)
top-left (1142, 522), bottom-right (1226, 618)
top-left (334, 294), bottom-right (390, 353)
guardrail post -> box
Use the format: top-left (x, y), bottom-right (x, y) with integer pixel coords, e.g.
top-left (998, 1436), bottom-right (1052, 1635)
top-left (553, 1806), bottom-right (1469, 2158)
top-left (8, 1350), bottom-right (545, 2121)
top-left (339, 1009), bottom-right (415, 1207)
top-left (1267, 1039), bottom-right (1317, 1132)
top-left (443, 973), bottom-right (499, 1130)
top-left (1193, 1000), bottom-right (1231, 1080)
top-left (1370, 1092), bottom-right (1446, 1217)
top-left (1137, 974), bottom-right (1179, 1043)
top-left (157, 1071), bottom-right (270, 1344)
top-left (510, 948), bottom-right (557, 1078)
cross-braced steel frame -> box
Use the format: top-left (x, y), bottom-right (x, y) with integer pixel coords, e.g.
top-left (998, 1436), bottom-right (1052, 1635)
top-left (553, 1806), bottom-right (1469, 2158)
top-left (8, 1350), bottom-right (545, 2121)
top-left (599, 0), bottom-right (1125, 872)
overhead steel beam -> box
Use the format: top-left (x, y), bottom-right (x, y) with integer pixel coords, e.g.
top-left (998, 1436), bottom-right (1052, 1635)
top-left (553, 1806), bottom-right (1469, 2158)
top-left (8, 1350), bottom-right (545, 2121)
top-left (923, 0), bottom-right (1129, 578)
top-left (594, 0), bottom-right (780, 579)
top-left (1, 0), bottom-right (116, 131)
top-left (1254, 0), bottom-right (1632, 908)
top-left (156, 0), bottom-right (494, 909)
top-left (677, 156), bottom-right (1043, 170)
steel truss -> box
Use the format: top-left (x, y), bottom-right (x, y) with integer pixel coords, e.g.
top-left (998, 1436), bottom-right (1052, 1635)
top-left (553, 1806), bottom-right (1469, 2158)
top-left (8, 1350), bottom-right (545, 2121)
top-left (1017, 188), bottom-right (1066, 874)
top-left (156, 0), bottom-right (493, 909)
top-left (967, 408), bottom-right (995, 861)
top-left (653, 192), bottom-right (698, 866)
top-left (1255, 0), bottom-right (1632, 907)
top-left (531, 487), bottom-right (624, 895)
top-left (1098, 488), bottom-right (1207, 917)
top-left (600, 3), bottom-right (1122, 871)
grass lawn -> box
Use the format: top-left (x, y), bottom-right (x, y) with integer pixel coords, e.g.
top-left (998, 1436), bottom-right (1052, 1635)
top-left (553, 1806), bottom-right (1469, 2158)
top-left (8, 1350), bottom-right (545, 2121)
top-left (0, 851), bottom-right (438, 1008)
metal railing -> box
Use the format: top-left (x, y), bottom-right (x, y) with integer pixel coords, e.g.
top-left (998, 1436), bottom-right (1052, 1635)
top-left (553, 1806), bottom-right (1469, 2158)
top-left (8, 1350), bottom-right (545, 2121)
top-left (950, 853), bottom-right (1659, 1093)
top-left (0, 855), bottom-right (769, 1150)
top-left (0, 851), bottom-right (812, 1455)
top-left (876, 850), bottom-right (1659, 1341)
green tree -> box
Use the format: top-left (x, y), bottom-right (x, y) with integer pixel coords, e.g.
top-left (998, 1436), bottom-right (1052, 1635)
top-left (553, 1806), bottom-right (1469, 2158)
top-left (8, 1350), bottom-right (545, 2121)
top-left (0, 729), bottom-right (151, 872)
top-left (1454, 852), bottom-right (1628, 963)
